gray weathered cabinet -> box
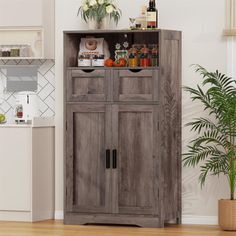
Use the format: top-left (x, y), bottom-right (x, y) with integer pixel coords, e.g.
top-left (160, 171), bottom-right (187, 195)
top-left (64, 30), bottom-right (181, 227)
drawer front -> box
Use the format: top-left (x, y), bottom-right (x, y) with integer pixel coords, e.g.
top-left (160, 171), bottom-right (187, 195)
top-left (113, 69), bottom-right (158, 102)
top-left (67, 69), bottom-right (110, 102)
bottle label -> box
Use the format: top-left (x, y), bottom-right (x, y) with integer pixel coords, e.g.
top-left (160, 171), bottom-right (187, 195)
top-left (147, 12), bottom-right (157, 27)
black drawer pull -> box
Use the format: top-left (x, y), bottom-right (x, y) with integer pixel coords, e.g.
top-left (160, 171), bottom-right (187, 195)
top-left (112, 149), bottom-right (117, 169)
top-left (81, 69), bottom-right (95, 73)
top-left (129, 69), bottom-right (142, 73)
top-left (106, 149), bottom-right (110, 169)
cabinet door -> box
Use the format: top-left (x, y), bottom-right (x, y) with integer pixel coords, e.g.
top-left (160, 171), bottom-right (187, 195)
top-left (0, 128), bottom-right (31, 211)
top-left (66, 104), bottom-right (111, 213)
top-left (0, 0), bottom-right (42, 27)
top-left (67, 69), bottom-right (110, 102)
top-left (113, 69), bottom-right (158, 102)
top-left (111, 105), bottom-right (159, 215)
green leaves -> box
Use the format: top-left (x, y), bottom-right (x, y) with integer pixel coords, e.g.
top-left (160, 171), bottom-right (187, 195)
top-left (77, 0), bottom-right (121, 25)
top-left (183, 65), bottom-right (236, 199)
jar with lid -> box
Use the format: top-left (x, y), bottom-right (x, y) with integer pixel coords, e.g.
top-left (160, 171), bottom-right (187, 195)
top-left (10, 45), bottom-right (20, 57)
top-left (140, 45), bottom-right (150, 67)
top-left (2, 47), bottom-right (10, 57)
top-left (128, 47), bottom-right (138, 67)
top-left (150, 45), bottom-right (158, 67)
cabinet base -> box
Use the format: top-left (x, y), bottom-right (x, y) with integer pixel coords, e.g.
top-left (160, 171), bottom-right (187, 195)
top-left (64, 213), bottom-right (163, 228)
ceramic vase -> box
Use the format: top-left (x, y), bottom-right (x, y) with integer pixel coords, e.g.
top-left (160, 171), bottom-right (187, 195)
top-left (88, 16), bottom-right (110, 30)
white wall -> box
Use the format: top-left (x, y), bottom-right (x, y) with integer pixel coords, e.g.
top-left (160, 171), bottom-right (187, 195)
top-left (55, 0), bottom-right (229, 222)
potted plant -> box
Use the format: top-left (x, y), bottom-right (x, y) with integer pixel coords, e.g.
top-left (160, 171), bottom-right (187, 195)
top-left (183, 65), bottom-right (236, 230)
top-left (78, 0), bottom-right (121, 29)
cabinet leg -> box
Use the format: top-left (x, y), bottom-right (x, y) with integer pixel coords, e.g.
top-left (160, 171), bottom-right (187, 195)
top-left (176, 216), bottom-right (182, 224)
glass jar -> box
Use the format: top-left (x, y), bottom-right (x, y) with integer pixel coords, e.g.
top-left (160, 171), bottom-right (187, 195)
top-left (149, 44), bottom-right (158, 67)
top-left (140, 54), bottom-right (150, 67)
top-left (129, 54), bottom-right (138, 67)
top-left (140, 46), bottom-right (150, 67)
top-left (10, 46), bottom-right (20, 57)
top-left (128, 47), bottom-right (138, 67)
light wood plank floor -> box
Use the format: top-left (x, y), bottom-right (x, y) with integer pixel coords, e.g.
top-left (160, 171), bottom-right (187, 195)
top-left (0, 220), bottom-right (236, 236)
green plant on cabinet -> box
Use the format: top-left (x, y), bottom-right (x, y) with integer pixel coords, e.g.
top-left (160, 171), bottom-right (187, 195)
top-left (78, 0), bottom-right (121, 25)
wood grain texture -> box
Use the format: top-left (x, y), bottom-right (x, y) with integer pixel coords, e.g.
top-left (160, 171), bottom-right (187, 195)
top-left (113, 70), bottom-right (155, 102)
top-left (65, 105), bottom-right (111, 214)
top-left (0, 221), bottom-right (234, 236)
top-left (64, 29), bottom-right (182, 227)
top-left (67, 69), bottom-right (110, 102)
top-left (159, 30), bottom-right (182, 224)
top-left (111, 105), bottom-right (157, 216)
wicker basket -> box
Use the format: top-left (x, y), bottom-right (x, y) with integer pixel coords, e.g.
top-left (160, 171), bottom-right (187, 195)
top-left (219, 199), bottom-right (236, 231)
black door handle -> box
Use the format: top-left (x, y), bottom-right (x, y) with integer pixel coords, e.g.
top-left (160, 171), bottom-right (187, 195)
top-left (112, 149), bottom-right (117, 169)
top-left (106, 149), bottom-right (110, 169)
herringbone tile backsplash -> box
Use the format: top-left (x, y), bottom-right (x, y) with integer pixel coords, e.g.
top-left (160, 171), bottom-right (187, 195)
top-left (0, 59), bottom-right (55, 122)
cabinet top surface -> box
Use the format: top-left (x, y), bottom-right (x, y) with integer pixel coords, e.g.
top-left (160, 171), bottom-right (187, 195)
top-left (63, 29), bottom-right (181, 34)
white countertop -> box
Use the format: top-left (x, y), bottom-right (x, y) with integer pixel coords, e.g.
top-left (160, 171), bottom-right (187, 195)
top-left (0, 117), bottom-right (55, 128)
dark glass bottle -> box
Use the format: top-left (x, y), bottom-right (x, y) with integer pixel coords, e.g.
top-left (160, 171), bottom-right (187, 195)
top-left (147, 0), bottom-right (158, 28)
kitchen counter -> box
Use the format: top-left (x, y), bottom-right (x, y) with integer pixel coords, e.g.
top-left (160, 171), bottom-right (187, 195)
top-left (0, 117), bottom-right (55, 222)
top-left (0, 117), bottom-right (54, 128)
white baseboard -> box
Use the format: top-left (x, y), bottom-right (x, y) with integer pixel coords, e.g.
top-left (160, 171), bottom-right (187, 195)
top-left (54, 212), bottom-right (218, 225)
top-left (54, 211), bottom-right (64, 220)
top-left (182, 215), bottom-right (218, 225)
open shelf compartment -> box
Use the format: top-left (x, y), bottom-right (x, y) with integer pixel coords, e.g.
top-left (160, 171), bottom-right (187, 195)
top-left (0, 27), bottom-right (44, 59)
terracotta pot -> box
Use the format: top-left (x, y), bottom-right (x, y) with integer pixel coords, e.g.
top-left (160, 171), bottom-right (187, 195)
top-left (219, 199), bottom-right (236, 230)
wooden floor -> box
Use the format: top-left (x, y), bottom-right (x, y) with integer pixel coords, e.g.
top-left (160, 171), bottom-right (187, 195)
top-left (0, 220), bottom-right (236, 236)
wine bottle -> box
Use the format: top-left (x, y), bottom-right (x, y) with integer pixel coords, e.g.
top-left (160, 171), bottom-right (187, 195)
top-left (147, 0), bottom-right (158, 28)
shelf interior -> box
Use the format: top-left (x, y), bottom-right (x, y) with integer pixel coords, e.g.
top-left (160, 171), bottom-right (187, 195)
top-left (0, 27), bottom-right (44, 59)
top-left (64, 31), bottom-right (159, 68)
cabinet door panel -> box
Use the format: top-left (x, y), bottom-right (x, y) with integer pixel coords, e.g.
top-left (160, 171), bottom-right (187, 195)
top-left (67, 70), bottom-right (110, 102)
top-left (0, 128), bottom-right (31, 211)
top-left (66, 105), bottom-right (111, 213)
top-left (112, 105), bottom-right (159, 215)
top-left (113, 70), bottom-right (158, 102)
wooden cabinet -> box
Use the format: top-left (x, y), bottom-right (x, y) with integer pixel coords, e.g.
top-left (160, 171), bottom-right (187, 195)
top-left (67, 69), bottom-right (110, 102)
top-left (111, 105), bottom-right (158, 216)
top-left (113, 69), bottom-right (158, 102)
top-left (66, 104), bottom-right (111, 214)
top-left (64, 30), bottom-right (181, 227)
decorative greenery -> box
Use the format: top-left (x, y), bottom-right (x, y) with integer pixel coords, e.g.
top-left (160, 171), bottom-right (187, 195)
top-left (183, 65), bottom-right (236, 200)
top-left (78, 0), bottom-right (121, 25)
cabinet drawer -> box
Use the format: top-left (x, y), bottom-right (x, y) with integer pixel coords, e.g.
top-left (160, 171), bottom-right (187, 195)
top-left (113, 69), bottom-right (158, 102)
top-left (67, 69), bottom-right (110, 102)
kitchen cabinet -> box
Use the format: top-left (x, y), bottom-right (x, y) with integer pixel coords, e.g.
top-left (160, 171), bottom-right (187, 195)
top-left (0, 0), bottom-right (54, 59)
top-left (64, 30), bottom-right (181, 227)
top-left (0, 122), bottom-right (55, 222)
top-left (0, 0), bottom-right (42, 27)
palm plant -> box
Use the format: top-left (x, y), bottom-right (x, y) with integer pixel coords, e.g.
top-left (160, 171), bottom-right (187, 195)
top-left (183, 65), bottom-right (236, 200)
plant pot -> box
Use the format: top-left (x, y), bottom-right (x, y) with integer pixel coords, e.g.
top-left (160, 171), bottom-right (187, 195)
top-left (88, 16), bottom-right (110, 30)
top-left (219, 199), bottom-right (236, 230)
